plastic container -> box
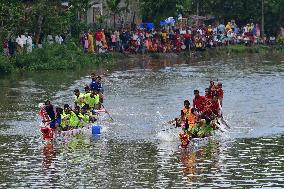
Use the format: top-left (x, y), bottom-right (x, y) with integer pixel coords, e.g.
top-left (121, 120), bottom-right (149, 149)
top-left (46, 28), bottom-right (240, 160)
top-left (92, 125), bottom-right (102, 135)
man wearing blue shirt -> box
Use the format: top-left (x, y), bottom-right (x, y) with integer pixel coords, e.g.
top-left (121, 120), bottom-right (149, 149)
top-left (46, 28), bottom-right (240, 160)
top-left (90, 72), bottom-right (96, 90)
top-left (90, 75), bottom-right (104, 93)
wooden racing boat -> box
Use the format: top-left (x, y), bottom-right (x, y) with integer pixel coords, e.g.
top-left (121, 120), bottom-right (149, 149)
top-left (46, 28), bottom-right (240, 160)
top-left (40, 108), bottom-right (110, 142)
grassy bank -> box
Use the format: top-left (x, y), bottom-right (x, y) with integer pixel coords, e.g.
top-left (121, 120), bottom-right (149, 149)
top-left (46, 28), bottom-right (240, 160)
top-left (146, 45), bottom-right (283, 60)
top-left (1, 44), bottom-right (283, 74)
top-left (195, 45), bottom-right (284, 59)
top-left (0, 42), bottom-right (114, 74)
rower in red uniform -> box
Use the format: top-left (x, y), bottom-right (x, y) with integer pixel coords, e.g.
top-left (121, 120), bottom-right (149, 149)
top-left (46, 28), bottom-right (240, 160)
top-left (217, 82), bottom-right (224, 107)
top-left (211, 95), bottom-right (221, 116)
top-left (205, 88), bottom-right (213, 101)
top-left (193, 90), bottom-right (206, 113)
top-left (209, 80), bottom-right (214, 91)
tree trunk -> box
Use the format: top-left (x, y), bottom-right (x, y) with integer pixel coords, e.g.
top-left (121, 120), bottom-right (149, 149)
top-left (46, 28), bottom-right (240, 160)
top-left (261, 0), bottom-right (265, 36)
top-left (132, 12), bottom-right (136, 30)
top-left (196, 1), bottom-right (199, 16)
top-left (36, 14), bottom-right (43, 44)
top-left (113, 14), bottom-right (116, 29)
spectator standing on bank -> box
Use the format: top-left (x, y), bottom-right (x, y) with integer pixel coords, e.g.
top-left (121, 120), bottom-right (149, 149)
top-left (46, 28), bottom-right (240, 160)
top-left (88, 31), bottom-right (94, 53)
top-left (47, 34), bottom-right (53, 44)
top-left (16, 35), bottom-right (24, 54)
top-left (8, 35), bottom-right (16, 56)
top-left (26, 34), bottom-right (33, 53)
top-left (38, 32), bottom-right (44, 48)
top-left (3, 39), bottom-right (9, 56)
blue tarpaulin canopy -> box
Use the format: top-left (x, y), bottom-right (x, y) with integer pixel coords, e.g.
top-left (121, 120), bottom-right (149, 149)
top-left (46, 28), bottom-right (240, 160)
top-left (160, 17), bottom-right (176, 26)
top-left (139, 23), bottom-right (154, 30)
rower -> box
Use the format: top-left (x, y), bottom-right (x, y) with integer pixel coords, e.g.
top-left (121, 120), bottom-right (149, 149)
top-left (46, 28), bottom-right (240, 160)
top-left (211, 94), bottom-right (221, 117)
top-left (84, 89), bottom-right (100, 110)
top-left (69, 106), bottom-right (83, 128)
top-left (209, 80), bottom-right (214, 91)
top-left (193, 90), bottom-right (206, 114)
top-left (83, 85), bottom-right (91, 95)
top-left (90, 75), bottom-right (104, 93)
top-left (44, 100), bottom-right (56, 129)
top-left (89, 72), bottom-right (96, 90)
top-left (74, 89), bottom-right (85, 107)
top-left (54, 107), bottom-right (63, 131)
top-left (60, 104), bottom-right (71, 131)
top-left (205, 88), bottom-right (213, 101)
top-left (217, 82), bottom-right (224, 107)
top-left (181, 100), bottom-right (197, 133)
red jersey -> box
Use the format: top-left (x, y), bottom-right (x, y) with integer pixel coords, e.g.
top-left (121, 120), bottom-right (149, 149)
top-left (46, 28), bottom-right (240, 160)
top-left (205, 94), bottom-right (213, 100)
top-left (211, 100), bottom-right (220, 112)
top-left (193, 95), bottom-right (206, 112)
top-left (95, 32), bottom-right (103, 41)
top-left (183, 33), bottom-right (191, 39)
top-left (218, 88), bottom-right (224, 98)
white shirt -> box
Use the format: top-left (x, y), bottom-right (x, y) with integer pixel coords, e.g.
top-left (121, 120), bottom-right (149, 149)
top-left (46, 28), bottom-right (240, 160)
top-left (21, 35), bottom-right (27, 45)
top-left (55, 35), bottom-right (60, 43)
top-left (59, 36), bottom-right (63, 44)
top-left (180, 29), bottom-right (186, 34)
top-left (133, 34), bottom-right (138, 41)
top-left (27, 36), bottom-right (33, 46)
top-left (16, 36), bottom-right (24, 47)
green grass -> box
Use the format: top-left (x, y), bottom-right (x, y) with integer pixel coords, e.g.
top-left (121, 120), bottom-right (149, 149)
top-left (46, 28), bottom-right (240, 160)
top-left (0, 42), bottom-right (114, 74)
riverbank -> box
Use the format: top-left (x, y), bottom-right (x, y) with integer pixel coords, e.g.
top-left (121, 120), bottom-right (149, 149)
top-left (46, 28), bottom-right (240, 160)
top-left (0, 44), bottom-right (283, 74)
top-left (134, 45), bottom-right (284, 61)
top-left (0, 42), bottom-right (115, 74)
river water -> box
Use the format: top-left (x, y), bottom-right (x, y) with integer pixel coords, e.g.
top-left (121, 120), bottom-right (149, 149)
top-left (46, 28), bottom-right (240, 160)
top-left (0, 54), bottom-right (284, 188)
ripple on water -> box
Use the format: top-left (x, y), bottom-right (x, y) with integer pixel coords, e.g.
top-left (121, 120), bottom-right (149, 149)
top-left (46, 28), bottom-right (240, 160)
top-left (0, 56), bottom-right (284, 188)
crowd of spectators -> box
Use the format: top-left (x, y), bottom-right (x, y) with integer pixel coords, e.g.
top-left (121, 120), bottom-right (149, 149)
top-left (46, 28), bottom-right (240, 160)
top-left (79, 20), bottom-right (284, 54)
top-left (2, 32), bottom-right (70, 56)
top-left (2, 20), bottom-right (284, 56)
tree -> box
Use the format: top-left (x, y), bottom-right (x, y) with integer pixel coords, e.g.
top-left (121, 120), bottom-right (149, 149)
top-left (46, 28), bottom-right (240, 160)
top-left (176, 0), bottom-right (193, 17)
top-left (106, 0), bottom-right (123, 29)
top-left (140, 0), bottom-right (178, 24)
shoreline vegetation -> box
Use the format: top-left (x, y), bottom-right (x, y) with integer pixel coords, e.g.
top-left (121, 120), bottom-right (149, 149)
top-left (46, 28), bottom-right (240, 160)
top-left (0, 44), bottom-right (283, 74)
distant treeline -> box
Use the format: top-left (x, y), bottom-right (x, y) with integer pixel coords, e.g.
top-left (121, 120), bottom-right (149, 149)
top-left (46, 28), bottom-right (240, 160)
top-left (1, 0), bottom-right (283, 41)
top-left (0, 0), bottom-right (90, 44)
top-left (140, 0), bottom-right (284, 34)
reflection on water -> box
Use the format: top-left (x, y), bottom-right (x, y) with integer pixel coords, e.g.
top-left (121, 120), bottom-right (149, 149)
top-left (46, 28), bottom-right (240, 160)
top-left (1, 135), bottom-right (283, 188)
top-left (0, 54), bottom-right (284, 188)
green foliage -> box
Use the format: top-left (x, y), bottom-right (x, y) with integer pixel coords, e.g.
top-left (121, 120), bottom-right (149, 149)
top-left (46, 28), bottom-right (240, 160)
top-left (0, 0), bottom-right (92, 42)
top-left (0, 43), bottom-right (113, 74)
top-left (140, 0), bottom-right (178, 23)
top-left (140, 0), bottom-right (284, 33)
top-left (106, 0), bottom-right (130, 28)
top-left (0, 55), bottom-right (12, 73)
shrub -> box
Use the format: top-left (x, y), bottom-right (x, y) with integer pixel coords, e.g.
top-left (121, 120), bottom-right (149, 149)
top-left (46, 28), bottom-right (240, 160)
top-left (0, 55), bottom-right (13, 73)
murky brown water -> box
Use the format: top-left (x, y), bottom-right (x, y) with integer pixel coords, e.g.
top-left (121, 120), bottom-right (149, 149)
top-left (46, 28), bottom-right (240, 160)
top-left (0, 54), bottom-right (284, 188)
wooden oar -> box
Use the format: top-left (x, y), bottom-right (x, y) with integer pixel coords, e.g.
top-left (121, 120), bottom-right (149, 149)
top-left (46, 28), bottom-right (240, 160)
top-left (220, 117), bottom-right (230, 129)
top-left (101, 104), bottom-right (114, 121)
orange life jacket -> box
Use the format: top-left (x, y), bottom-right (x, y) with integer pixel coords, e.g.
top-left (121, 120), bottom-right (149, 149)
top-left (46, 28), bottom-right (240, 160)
top-left (182, 107), bottom-right (196, 125)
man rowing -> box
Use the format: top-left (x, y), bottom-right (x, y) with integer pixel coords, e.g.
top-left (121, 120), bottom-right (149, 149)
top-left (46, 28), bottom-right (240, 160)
top-left (84, 89), bottom-right (101, 110)
top-left (44, 100), bottom-right (57, 129)
top-left (217, 82), bottom-right (224, 107)
top-left (74, 89), bottom-right (85, 107)
top-left (89, 74), bottom-right (104, 103)
top-left (174, 81), bottom-right (225, 148)
top-left (181, 100), bottom-right (197, 133)
top-left (193, 89), bottom-right (206, 114)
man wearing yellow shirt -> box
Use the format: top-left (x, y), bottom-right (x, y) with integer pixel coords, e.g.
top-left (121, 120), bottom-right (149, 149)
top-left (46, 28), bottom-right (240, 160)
top-left (84, 90), bottom-right (100, 110)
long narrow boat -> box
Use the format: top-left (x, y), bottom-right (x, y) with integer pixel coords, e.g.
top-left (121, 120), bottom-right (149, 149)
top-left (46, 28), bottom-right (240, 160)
top-left (161, 114), bottom-right (228, 149)
top-left (40, 108), bottom-right (110, 142)
top-left (178, 117), bottom-right (228, 149)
